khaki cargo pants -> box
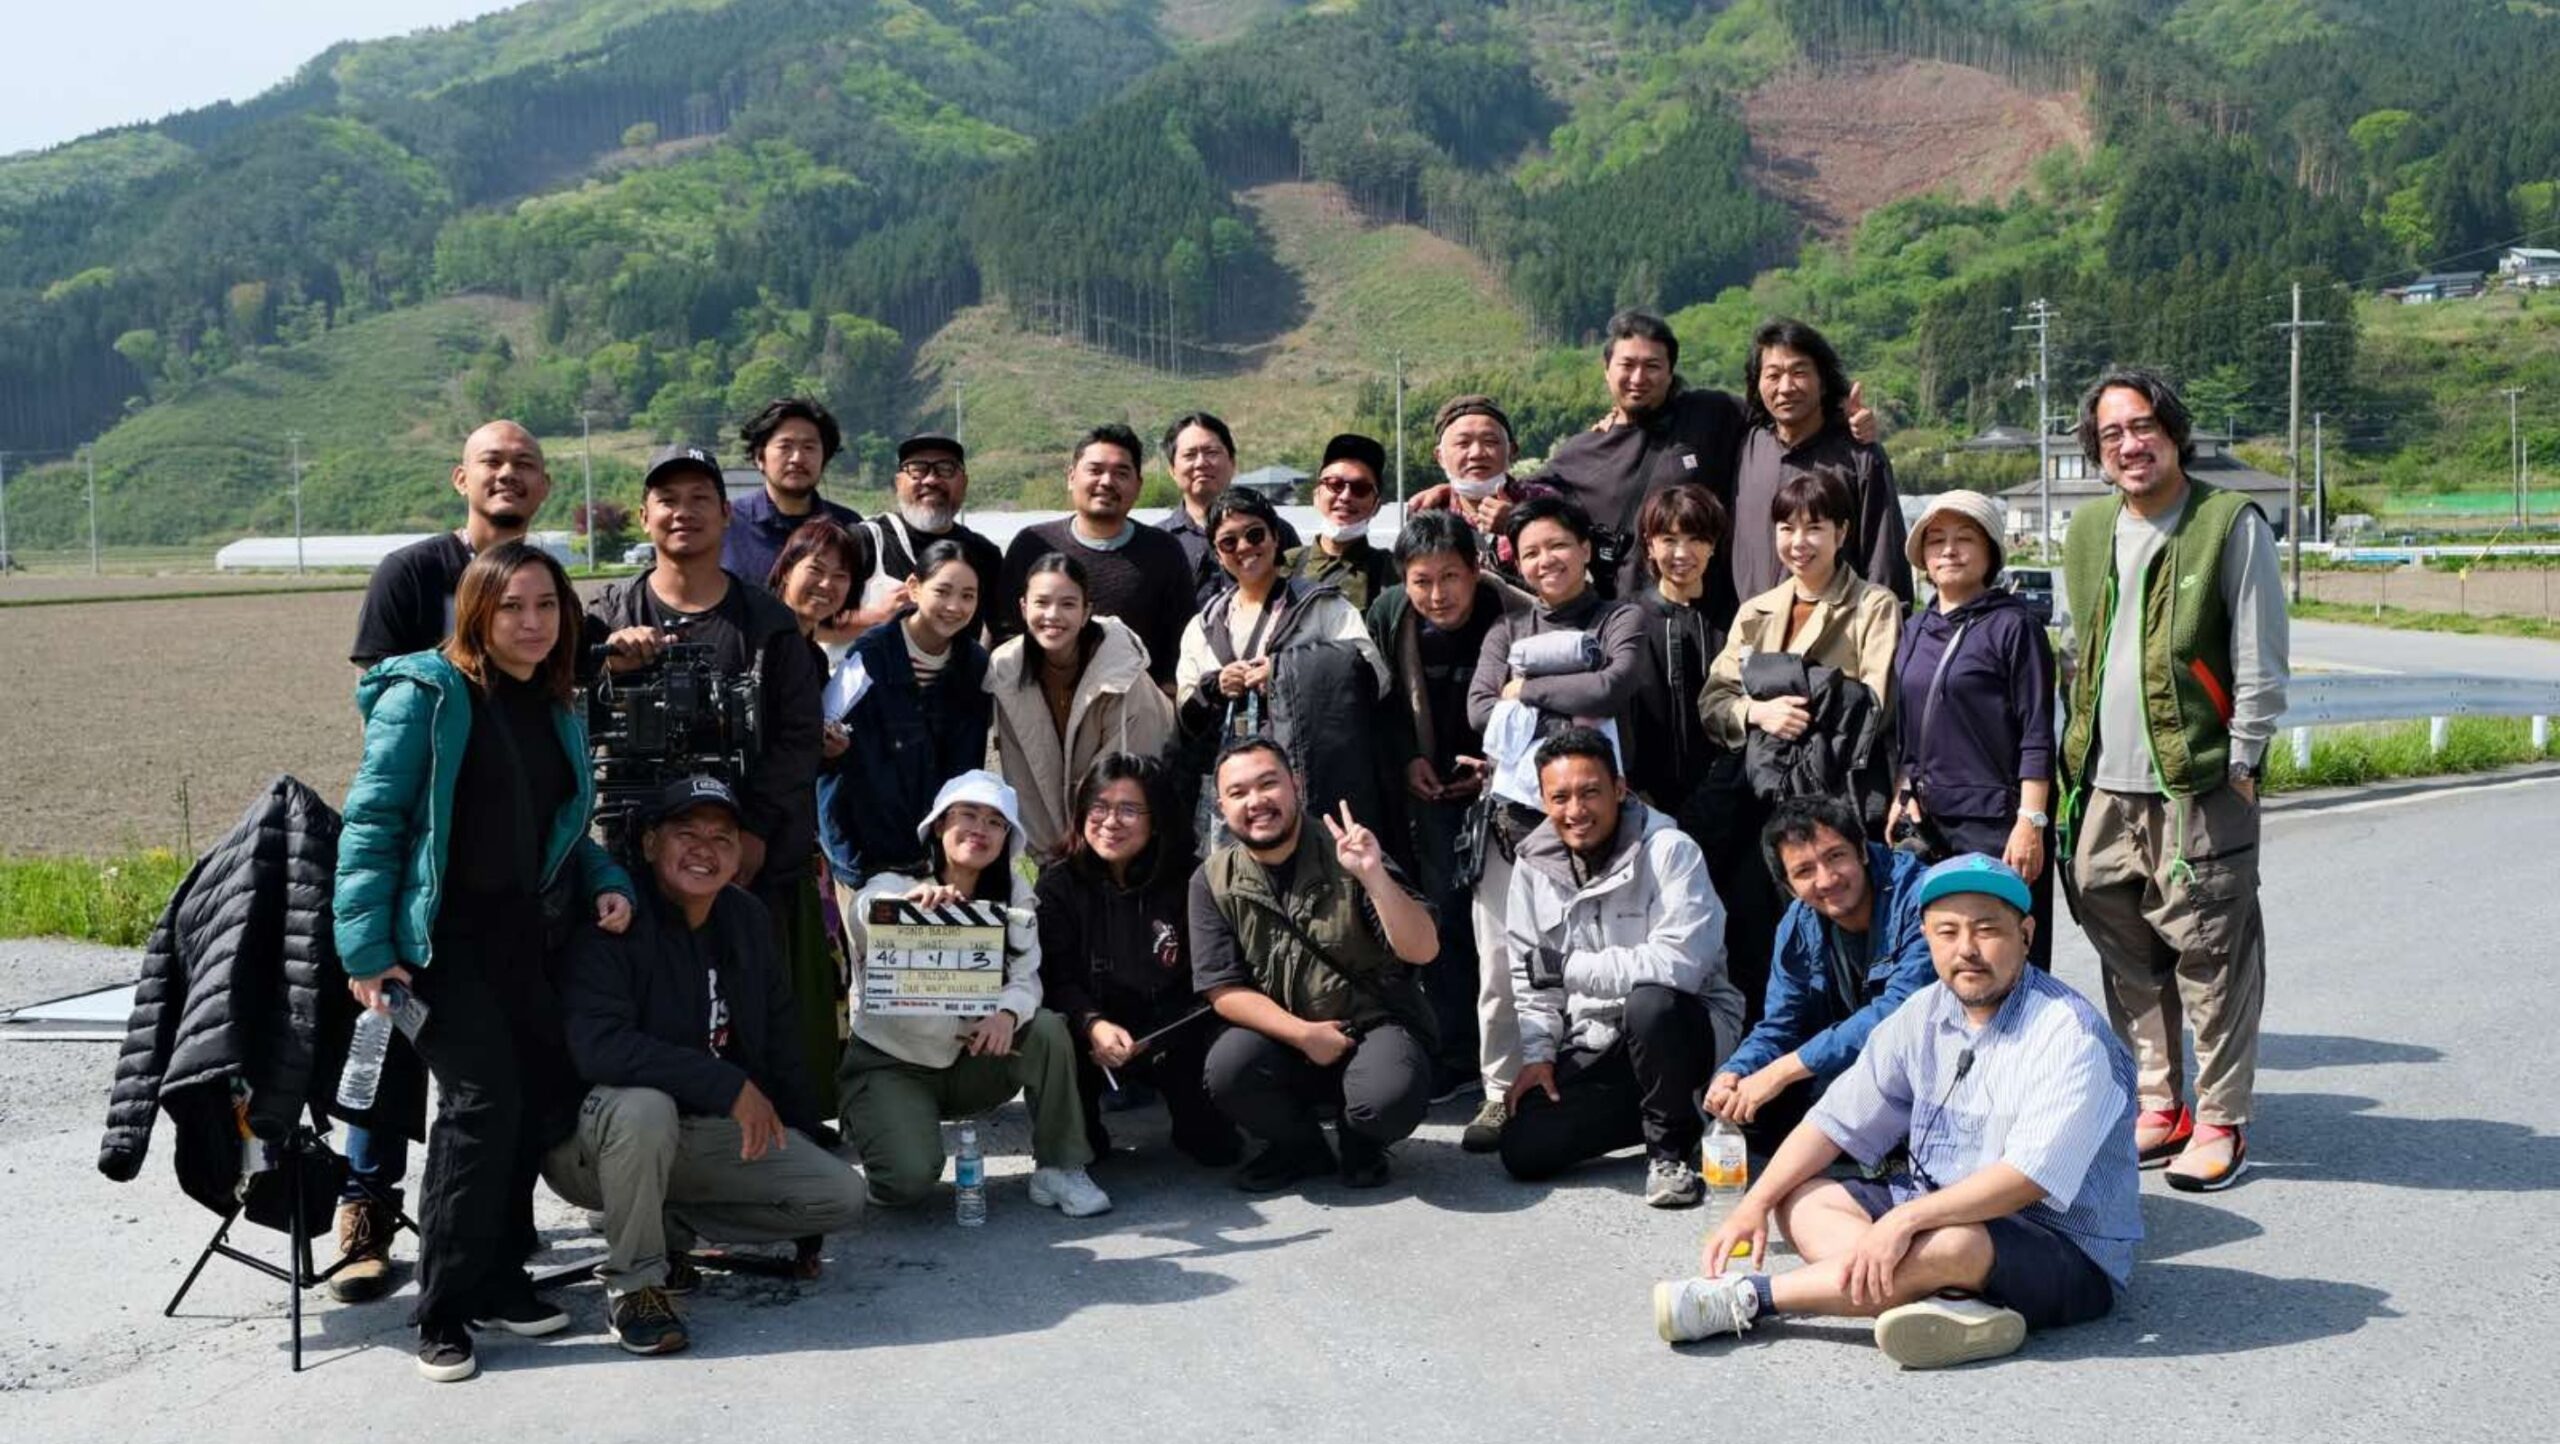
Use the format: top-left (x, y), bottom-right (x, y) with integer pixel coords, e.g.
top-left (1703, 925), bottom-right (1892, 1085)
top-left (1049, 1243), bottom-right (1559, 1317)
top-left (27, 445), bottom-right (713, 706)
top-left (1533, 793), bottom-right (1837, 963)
top-left (2071, 784), bottom-right (2268, 1128)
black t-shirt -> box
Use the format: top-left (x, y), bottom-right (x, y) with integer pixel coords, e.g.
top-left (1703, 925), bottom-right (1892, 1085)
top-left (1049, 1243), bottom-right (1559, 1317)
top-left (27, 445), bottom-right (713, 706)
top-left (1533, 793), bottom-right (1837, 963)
top-left (1186, 845), bottom-right (1400, 997)
top-left (1825, 921), bottom-right (1873, 1014)
top-left (642, 580), bottom-right (757, 674)
top-left (1416, 606), bottom-right (1501, 772)
top-left (997, 519), bottom-right (1196, 684)
top-left (445, 672), bottom-right (573, 902)
top-left (351, 531), bottom-right (473, 666)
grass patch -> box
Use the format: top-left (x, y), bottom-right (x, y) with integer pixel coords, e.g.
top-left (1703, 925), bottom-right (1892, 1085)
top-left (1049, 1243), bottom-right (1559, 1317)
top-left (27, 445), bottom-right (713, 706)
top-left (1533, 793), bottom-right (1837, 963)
top-left (0, 851), bottom-right (194, 947)
top-left (2291, 597), bottom-right (2560, 643)
top-left (2264, 716), bottom-right (2559, 793)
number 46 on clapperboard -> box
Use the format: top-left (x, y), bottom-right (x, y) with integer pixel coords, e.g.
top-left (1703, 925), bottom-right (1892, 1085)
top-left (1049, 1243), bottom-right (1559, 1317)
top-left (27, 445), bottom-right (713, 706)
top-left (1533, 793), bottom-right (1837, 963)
top-left (862, 898), bottom-right (1009, 1017)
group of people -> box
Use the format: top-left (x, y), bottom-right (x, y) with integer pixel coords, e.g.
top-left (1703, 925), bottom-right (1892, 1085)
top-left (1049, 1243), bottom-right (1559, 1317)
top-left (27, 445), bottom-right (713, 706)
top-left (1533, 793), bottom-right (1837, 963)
top-left (326, 308), bottom-right (2287, 1380)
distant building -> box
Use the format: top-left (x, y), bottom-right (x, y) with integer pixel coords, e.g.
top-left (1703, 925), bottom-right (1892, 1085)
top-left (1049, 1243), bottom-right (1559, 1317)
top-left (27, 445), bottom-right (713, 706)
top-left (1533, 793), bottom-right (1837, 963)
top-left (1233, 463), bottom-right (1308, 504)
top-left (2400, 270), bottom-right (2487, 304)
top-left (2501, 247), bottom-right (2560, 290)
top-left (1972, 427), bottom-right (2292, 541)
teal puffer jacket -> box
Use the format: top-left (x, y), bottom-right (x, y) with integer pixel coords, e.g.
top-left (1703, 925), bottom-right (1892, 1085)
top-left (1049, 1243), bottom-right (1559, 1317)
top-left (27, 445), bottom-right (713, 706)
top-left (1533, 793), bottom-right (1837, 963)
top-left (334, 651), bottom-right (631, 979)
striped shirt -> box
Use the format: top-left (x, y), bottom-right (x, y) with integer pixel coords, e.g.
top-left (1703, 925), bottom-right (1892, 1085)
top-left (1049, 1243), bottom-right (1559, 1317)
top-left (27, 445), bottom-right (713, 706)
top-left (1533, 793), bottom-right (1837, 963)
top-left (1809, 967), bottom-right (2143, 1285)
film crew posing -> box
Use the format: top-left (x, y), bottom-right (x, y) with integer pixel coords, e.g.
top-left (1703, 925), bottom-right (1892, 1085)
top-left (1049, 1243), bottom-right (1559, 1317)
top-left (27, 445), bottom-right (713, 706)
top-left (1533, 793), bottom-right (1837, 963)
top-left (334, 541), bottom-right (635, 1383)
top-left (1458, 494), bottom-right (1646, 1153)
top-left (988, 553), bottom-right (1181, 869)
top-left (1888, 490), bottom-right (2057, 964)
top-left (1501, 729), bottom-right (1741, 1207)
top-left (842, 772), bottom-right (1111, 1217)
top-left (1192, 739), bottom-right (1441, 1193)
top-left (818, 541), bottom-right (993, 892)
top-left (546, 776), bottom-right (869, 1359)
top-left (1036, 753), bottom-right (1242, 1165)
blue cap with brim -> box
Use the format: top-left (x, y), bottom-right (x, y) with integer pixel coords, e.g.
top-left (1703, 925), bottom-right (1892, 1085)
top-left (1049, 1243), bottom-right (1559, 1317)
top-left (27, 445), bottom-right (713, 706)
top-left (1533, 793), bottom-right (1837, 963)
top-left (1916, 853), bottom-right (2033, 917)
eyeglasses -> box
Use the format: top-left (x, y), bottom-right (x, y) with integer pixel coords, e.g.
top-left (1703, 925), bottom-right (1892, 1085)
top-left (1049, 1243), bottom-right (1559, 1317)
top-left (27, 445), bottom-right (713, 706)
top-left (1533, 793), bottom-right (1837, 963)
top-left (1213, 525), bottom-right (1271, 554)
top-left (899, 459), bottom-right (962, 481)
top-left (1318, 474), bottom-right (1378, 501)
top-left (1084, 801), bottom-right (1151, 824)
top-left (2094, 417), bottom-right (2165, 452)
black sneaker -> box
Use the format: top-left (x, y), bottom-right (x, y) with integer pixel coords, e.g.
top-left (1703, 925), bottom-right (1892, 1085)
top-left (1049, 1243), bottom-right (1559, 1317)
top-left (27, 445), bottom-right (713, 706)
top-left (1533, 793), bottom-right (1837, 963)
top-left (1235, 1139), bottom-right (1333, 1193)
top-left (1337, 1132), bottom-right (1393, 1189)
top-left (471, 1288), bottom-right (569, 1338)
top-left (1459, 1097), bottom-right (1508, 1153)
top-left (663, 1253), bottom-right (702, 1295)
top-left (416, 1322), bottom-right (476, 1382)
top-left (608, 1287), bottom-right (689, 1356)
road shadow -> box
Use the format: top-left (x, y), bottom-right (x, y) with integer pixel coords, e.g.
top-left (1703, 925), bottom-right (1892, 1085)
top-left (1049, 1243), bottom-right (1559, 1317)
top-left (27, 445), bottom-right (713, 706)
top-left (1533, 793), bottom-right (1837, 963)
top-left (2136, 1191), bottom-right (2264, 1262)
top-left (2252, 1092), bottom-right (2560, 1191)
top-left (2257, 1033), bottom-right (2444, 1071)
top-left (2029, 1263), bottom-right (2399, 1361)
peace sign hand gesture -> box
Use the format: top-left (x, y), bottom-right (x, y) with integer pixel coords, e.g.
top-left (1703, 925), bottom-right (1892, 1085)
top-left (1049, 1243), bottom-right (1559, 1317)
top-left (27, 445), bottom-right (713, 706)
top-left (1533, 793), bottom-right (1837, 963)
top-left (1323, 801), bottom-right (1386, 886)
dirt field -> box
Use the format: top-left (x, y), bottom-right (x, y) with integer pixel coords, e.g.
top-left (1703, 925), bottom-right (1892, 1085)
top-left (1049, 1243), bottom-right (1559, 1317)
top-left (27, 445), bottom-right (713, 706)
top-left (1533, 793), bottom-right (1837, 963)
top-left (0, 590), bottom-right (370, 855)
top-left (1744, 56), bottom-right (2092, 237)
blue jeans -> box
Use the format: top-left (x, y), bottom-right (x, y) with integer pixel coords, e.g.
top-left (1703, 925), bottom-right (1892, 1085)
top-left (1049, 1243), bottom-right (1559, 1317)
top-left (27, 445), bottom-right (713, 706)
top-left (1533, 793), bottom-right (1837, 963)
top-left (342, 1122), bottom-right (409, 1208)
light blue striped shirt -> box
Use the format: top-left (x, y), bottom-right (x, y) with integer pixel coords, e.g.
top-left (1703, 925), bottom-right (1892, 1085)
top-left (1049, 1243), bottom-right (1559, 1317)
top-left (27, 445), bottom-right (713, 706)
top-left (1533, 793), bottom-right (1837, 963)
top-left (1809, 967), bottom-right (2144, 1286)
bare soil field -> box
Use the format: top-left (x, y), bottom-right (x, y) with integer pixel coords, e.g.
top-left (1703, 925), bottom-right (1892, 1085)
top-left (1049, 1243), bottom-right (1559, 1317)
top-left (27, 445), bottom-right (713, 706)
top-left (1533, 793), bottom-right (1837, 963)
top-left (0, 574), bottom-right (367, 604)
top-left (1744, 56), bottom-right (2091, 237)
top-left (0, 590), bottom-right (369, 855)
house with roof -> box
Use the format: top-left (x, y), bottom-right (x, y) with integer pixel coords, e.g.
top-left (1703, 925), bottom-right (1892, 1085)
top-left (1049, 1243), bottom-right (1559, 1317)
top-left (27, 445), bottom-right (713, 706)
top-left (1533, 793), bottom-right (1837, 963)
top-left (2400, 270), bottom-right (2487, 304)
top-left (2501, 248), bottom-right (2560, 289)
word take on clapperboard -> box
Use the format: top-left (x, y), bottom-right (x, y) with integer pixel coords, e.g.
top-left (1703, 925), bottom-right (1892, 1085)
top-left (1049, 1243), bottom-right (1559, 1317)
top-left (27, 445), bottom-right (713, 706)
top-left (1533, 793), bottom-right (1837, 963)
top-left (863, 897), bottom-right (1010, 1016)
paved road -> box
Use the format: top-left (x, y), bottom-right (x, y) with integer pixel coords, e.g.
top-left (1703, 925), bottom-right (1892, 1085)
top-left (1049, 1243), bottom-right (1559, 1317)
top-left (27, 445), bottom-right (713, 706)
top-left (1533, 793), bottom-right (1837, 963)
top-left (4, 777), bottom-right (2556, 1442)
top-left (2292, 616), bottom-right (2560, 681)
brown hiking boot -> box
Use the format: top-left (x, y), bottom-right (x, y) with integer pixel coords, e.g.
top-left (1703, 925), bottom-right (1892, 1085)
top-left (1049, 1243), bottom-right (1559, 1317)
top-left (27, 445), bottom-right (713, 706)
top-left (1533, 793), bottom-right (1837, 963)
top-left (327, 1199), bottom-right (396, 1303)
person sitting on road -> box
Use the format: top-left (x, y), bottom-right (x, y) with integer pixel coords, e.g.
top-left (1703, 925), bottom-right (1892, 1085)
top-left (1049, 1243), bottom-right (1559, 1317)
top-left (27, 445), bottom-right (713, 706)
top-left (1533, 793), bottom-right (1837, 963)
top-left (1654, 855), bottom-right (2140, 1370)
top-left (1191, 737), bottom-right (1441, 1192)
top-left (1706, 797), bottom-right (1937, 1151)
top-left (841, 771), bottom-right (1111, 1219)
top-left (1499, 728), bottom-right (1741, 1207)
top-left (546, 776), bottom-right (868, 1359)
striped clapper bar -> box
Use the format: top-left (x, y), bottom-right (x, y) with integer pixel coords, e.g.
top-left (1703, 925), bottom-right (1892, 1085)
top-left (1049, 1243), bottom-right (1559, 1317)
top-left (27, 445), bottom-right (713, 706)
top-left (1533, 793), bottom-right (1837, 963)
top-left (862, 898), bottom-right (1009, 1017)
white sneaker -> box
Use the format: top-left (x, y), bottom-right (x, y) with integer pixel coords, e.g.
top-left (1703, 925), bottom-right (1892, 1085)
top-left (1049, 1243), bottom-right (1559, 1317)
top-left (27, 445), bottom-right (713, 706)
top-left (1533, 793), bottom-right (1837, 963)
top-left (1873, 1294), bottom-right (2027, 1369)
top-left (1027, 1166), bottom-right (1113, 1218)
top-left (1652, 1273), bottom-right (1761, 1344)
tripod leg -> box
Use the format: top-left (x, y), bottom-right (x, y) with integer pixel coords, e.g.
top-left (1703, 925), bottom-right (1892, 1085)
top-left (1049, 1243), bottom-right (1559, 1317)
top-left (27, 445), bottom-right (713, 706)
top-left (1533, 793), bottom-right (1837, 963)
top-left (290, 1155), bottom-right (306, 1373)
top-left (165, 1207), bottom-right (242, 1317)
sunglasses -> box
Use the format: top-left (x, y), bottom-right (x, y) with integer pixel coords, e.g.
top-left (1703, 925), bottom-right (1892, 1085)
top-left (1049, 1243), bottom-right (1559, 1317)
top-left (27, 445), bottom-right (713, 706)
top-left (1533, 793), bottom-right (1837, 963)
top-left (1318, 474), bottom-right (1378, 501)
top-left (1213, 525), bottom-right (1272, 554)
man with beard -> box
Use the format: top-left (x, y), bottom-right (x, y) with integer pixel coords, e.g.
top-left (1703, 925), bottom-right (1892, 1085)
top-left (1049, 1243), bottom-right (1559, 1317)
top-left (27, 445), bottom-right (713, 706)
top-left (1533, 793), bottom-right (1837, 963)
top-left (995, 423), bottom-right (1196, 686)
top-left (1656, 855), bottom-right (2139, 1369)
top-left (722, 397), bottom-right (864, 595)
top-left (1728, 320), bottom-right (1912, 607)
top-left (1159, 411), bottom-right (1299, 608)
top-left (1191, 738), bottom-right (1440, 1192)
top-left (1283, 432), bottom-right (1396, 611)
top-left (333, 417), bottom-right (554, 1305)
top-left (852, 432), bottom-right (1005, 643)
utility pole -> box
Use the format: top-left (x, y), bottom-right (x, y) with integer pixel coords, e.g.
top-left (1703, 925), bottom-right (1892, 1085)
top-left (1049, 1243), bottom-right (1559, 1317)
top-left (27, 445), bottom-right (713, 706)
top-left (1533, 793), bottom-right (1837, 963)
top-left (1393, 350), bottom-right (1407, 510)
top-left (2272, 282), bottom-right (2331, 603)
top-left (84, 446), bottom-right (99, 575)
top-left (287, 431), bottom-right (306, 575)
top-left (2499, 387), bottom-right (2525, 527)
top-left (580, 411), bottom-right (596, 572)
top-left (2311, 412), bottom-right (2325, 545)
top-left (0, 451), bottom-right (10, 576)
top-left (953, 383), bottom-right (965, 447)
top-left (2012, 299), bottom-right (2056, 555)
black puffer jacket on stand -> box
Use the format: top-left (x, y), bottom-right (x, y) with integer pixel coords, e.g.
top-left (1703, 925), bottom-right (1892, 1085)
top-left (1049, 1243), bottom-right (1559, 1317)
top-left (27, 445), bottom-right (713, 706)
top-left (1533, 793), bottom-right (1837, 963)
top-left (98, 776), bottom-right (344, 1215)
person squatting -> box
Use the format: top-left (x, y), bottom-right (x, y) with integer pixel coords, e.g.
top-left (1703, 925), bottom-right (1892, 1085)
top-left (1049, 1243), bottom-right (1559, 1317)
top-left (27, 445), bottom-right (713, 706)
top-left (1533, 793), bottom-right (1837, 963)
top-left (328, 315), bottom-right (2285, 1380)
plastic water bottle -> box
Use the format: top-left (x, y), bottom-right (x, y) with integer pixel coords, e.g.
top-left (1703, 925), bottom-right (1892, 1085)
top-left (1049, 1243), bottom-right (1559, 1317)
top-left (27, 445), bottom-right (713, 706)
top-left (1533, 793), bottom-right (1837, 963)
top-left (336, 982), bottom-right (428, 1112)
top-left (1701, 1118), bottom-right (1749, 1225)
top-left (953, 1122), bottom-right (987, 1227)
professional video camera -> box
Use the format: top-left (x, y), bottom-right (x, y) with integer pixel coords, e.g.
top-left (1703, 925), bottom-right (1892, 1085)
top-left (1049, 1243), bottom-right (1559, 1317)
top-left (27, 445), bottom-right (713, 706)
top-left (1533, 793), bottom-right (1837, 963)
top-left (587, 629), bottom-right (762, 847)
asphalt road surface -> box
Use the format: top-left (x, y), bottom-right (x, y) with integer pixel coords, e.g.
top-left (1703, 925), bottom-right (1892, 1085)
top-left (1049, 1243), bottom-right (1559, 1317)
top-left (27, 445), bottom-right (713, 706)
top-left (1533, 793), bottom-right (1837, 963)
top-left (2291, 616), bottom-right (2560, 682)
top-left (3, 775), bottom-right (2555, 1442)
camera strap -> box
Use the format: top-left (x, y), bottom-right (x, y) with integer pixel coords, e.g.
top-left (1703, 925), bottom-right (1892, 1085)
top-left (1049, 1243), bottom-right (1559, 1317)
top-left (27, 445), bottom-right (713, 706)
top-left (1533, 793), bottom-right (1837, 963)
top-left (1911, 618), bottom-right (1973, 798)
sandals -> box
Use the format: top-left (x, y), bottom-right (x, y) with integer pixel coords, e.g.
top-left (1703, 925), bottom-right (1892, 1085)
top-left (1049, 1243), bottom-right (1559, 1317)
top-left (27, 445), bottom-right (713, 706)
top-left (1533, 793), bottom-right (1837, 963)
top-left (2164, 1125), bottom-right (2248, 1193)
top-left (2135, 1105), bottom-right (2195, 1167)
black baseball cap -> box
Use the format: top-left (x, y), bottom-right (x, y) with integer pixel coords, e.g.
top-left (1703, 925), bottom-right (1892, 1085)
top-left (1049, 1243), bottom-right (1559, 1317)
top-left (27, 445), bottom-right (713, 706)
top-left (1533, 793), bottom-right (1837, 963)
top-left (645, 774), bottom-right (744, 827)
top-left (1320, 432), bottom-right (1388, 477)
top-left (642, 443), bottom-right (724, 494)
top-left (896, 432), bottom-right (967, 464)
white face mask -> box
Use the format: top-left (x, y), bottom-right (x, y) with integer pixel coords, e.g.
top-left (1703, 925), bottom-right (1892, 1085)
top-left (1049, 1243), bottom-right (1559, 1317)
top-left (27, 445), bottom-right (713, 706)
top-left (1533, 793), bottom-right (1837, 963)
top-left (1452, 477), bottom-right (1501, 501)
top-left (1317, 515), bottom-right (1373, 544)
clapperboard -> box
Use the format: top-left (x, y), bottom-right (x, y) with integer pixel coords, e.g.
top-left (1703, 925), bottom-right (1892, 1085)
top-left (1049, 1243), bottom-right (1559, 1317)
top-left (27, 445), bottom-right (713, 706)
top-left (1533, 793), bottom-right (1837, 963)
top-left (862, 898), bottom-right (1008, 1017)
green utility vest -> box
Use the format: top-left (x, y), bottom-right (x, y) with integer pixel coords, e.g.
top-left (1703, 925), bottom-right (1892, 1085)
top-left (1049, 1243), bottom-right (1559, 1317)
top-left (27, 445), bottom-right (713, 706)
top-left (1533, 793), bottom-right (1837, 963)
top-left (2061, 480), bottom-right (2255, 798)
top-left (1205, 827), bottom-right (1421, 1033)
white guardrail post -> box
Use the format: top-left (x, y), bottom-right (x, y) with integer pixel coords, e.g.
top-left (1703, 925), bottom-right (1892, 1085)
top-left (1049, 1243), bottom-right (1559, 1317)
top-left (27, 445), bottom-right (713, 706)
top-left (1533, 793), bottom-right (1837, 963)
top-left (2281, 675), bottom-right (2560, 762)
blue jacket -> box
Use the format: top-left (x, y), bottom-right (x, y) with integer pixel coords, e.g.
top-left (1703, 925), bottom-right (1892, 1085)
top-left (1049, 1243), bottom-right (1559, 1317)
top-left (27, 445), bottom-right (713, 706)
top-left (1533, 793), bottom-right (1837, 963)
top-left (817, 615), bottom-right (992, 883)
top-left (1722, 844), bottom-right (1935, 1083)
top-left (334, 652), bottom-right (632, 979)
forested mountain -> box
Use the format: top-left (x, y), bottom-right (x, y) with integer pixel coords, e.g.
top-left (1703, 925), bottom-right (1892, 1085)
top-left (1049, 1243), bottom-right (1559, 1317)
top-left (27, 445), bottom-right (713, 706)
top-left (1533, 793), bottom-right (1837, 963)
top-left (2, 0), bottom-right (2556, 549)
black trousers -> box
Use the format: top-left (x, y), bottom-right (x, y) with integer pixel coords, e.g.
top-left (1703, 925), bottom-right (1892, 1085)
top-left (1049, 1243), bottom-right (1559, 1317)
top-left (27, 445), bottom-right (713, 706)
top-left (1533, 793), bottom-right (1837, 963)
top-left (1073, 1007), bottom-right (1233, 1159)
top-left (408, 903), bottom-right (572, 1329)
top-left (1202, 1020), bottom-right (1432, 1154)
top-left (1499, 985), bottom-right (1717, 1179)
top-left (1407, 795), bottom-right (1485, 1081)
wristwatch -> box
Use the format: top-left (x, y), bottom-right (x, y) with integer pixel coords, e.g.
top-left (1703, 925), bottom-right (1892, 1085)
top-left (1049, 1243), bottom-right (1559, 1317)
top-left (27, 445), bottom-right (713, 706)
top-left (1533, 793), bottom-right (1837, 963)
top-left (2016, 807), bottom-right (2050, 829)
top-left (2229, 758), bottom-right (2262, 785)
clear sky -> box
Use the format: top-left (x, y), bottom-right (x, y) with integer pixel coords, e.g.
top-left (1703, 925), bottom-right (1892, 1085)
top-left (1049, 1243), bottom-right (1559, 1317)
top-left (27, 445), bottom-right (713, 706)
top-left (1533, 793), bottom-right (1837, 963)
top-left (1, 2), bottom-right (508, 157)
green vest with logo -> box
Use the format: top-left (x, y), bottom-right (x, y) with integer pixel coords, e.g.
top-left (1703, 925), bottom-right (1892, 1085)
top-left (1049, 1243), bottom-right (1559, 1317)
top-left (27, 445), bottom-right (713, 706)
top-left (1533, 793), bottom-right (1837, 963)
top-left (1204, 827), bottom-right (1420, 1032)
top-left (2061, 480), bottom-right (2253, 798)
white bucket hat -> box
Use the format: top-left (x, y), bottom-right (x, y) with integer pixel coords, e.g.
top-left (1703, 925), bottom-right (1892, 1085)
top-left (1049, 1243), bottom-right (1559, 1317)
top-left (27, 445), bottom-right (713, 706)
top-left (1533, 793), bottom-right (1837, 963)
top-left (916, 768), bottom-right (1026, 847)
top-left (1905, 489), bottom-right (2006, 575)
